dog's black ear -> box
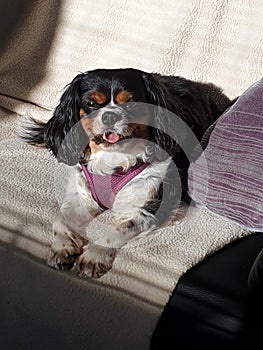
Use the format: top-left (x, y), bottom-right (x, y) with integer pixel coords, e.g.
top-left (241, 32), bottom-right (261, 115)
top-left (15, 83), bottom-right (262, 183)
top-left (44, 73), bottom-right (89, 165)
top-left (20, 117), bottom-right (47, 146)
top-left (142, 73), bottom-right (180, 159)
top-left (21, 73), bottom-right (89, 165)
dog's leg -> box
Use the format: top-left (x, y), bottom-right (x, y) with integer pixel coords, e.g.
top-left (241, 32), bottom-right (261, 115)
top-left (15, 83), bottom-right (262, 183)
top-left (48, 170), bottom-right (102, 270)
top-left (74, 202), bottom-right (188, 278)
top-left (47, 211), bottom-right (87, 270)
top-left (73, 209), bottom-right (156, 278)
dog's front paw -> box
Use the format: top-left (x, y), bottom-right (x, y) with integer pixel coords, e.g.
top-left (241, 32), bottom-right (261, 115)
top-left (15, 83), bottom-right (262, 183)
top-left (47, 232), bottom-right (86, 270)
top-left (73, 244), bottom-right (116, 278)
top-left (47, 248), bottom-right (81, 271)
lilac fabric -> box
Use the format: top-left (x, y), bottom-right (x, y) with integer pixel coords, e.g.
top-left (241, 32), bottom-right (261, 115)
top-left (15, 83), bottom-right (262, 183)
top-left (81, 161), bottom-right (149, 209)
top-left (188, 78), bottom-right (263, 231)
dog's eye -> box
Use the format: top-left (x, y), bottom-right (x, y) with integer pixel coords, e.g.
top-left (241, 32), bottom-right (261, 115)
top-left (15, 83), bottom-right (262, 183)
top-left (86, 100), bottom-right (96, 108)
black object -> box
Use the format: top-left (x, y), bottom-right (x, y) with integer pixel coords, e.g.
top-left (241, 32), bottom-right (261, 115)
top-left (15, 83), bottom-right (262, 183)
top-left (151, 232), bottom-right (263, 348)
top-left (248, 247), bottom-right (263, 294)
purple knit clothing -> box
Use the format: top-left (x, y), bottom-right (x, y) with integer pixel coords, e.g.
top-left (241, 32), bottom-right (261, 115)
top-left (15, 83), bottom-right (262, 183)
top-left (81, 161), bottom-right (150, 209)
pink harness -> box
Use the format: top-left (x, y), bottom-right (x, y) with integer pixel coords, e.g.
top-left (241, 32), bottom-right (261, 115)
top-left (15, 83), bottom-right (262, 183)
top-left (81, 161), bottom-right (150, 209)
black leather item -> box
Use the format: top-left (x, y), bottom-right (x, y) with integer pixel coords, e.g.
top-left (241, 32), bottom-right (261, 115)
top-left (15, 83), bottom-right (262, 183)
top-left (248, 248), bottom-right (263, 294)
top-left (151, 232), bottom-right (263, 348)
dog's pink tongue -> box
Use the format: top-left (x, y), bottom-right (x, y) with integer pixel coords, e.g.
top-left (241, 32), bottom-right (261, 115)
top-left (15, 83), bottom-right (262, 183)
top-left (103, 132), bottom-right (120, 144)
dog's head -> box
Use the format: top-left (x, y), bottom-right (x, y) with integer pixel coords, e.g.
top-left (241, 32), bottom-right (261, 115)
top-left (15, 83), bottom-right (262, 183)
top-left (25, 68), bottom-right (174, 168)
top-left (78, 69), bottom-right (153, 164)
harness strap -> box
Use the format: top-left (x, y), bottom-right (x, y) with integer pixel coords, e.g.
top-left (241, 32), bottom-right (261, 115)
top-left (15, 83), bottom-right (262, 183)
top-left (81, 161), bottom-right (150, 209)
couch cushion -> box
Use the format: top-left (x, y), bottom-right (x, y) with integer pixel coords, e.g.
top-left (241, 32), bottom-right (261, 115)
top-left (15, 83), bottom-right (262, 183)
top-left (188, 78), bottom-right (263, 231)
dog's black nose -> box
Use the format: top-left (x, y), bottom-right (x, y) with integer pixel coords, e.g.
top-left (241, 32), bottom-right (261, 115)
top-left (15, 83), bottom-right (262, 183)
top-left (102, 112), bottom-right (119, 126)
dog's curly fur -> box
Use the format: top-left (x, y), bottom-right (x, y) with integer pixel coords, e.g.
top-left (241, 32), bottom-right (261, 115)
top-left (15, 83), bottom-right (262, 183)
top-left (22, 68), bottom-right (234, 278)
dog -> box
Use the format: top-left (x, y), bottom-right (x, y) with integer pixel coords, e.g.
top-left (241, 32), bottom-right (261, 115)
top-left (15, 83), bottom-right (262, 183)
top-left (22, 68), bottom-right (233, 278)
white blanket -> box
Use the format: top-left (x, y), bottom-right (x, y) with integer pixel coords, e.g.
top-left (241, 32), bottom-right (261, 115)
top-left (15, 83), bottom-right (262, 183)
top-left (0, 0), bottom-right (262, 348)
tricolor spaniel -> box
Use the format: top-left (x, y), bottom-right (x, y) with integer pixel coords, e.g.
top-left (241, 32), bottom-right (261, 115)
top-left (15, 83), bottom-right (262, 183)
top-left (23, 68), bottom-right (233, 277)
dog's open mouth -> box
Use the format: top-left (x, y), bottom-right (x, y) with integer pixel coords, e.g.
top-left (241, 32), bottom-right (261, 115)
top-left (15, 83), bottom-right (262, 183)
top-left (94, 132), bottom-right (131, 145)
top-left (102, 132), bottom-right (122, 144)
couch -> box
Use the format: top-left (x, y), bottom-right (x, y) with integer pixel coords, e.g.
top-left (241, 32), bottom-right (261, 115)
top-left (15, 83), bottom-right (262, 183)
top-left (0, 1), bottom-right (262, 349)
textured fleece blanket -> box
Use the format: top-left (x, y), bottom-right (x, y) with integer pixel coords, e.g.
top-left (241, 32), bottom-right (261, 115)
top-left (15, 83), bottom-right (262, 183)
top-left (0, 0), bottom-right (262, 349)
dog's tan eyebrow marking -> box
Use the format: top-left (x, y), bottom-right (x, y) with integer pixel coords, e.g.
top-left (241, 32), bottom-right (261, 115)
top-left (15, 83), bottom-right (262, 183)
top-left (114, 90), bottom-right (133, 104)
top-left (89, 91), bottom-right (107, 105)
top-left (79, 108), bottom-right (86, 117)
